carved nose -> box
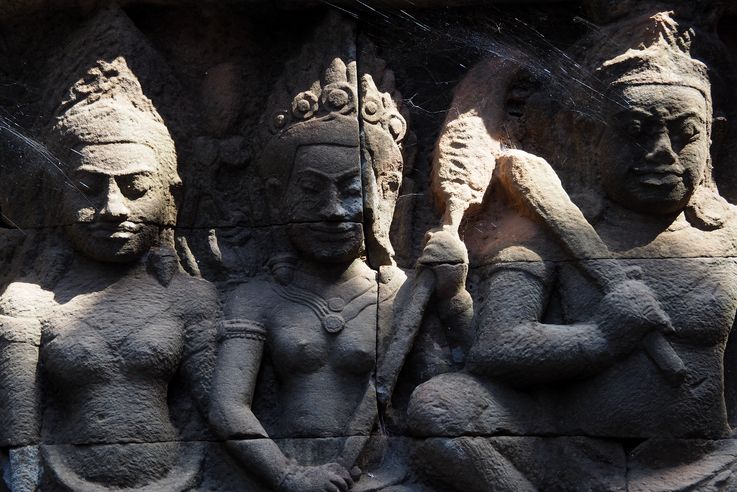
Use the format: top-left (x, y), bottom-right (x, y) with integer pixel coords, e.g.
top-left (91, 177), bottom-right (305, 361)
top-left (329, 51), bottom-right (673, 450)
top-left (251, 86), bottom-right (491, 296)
top-left (321, 186), bottom-right (359, 222)
top-left (645, 132), bottom-right (677, 166)
top-left (322, 198), bottom-right (349, 221)
top-left (99, 179), bottom-right (130, 220)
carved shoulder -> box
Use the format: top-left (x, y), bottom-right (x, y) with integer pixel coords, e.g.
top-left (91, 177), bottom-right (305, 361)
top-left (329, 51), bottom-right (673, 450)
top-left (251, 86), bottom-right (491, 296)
top-left (168, 274), bottom-right (220, 323)
top-left (466, 200), bottom-right (567, 267)
top-left (223, 276), bottom-right (274, 323)
top-left (0, 281), bottom-right (55, 319)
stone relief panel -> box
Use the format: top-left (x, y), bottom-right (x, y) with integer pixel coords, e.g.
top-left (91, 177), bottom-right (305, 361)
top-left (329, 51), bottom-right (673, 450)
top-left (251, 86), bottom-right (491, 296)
top-left (205, 14), bottom-right (419, 491)
top-left (398, 4), bottom-right (737, 491)
top-left (1, 1), bottom-right (737, 491)
top-left (0, 10), bottom-right (221, 490)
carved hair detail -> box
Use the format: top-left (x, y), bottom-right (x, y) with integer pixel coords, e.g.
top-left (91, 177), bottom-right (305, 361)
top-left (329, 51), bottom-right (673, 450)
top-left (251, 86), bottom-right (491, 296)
top-left (268, 55), bottom-right (358, 135)
top-left (253, 12), bottom-right (410, 267)
top-left (592, 11), bottom-right (728, 229)
top-left (51, 59), bottom-right (180, 188)
top-left (44, 11), bottom-right (182, 229)
top-left (259, 14), bottom-right (407, 147)
top-left (359, 44), bottom-right (410, 267)
top-left (598, 12), bottom-right (711, 111)
top-left (360, 74), bottom-right (407, 144)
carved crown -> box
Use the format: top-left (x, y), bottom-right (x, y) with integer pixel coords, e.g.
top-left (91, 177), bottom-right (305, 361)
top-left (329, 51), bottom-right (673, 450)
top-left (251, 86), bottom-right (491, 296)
top-left (596, 12), bottom-right (710, 100)
top-left (267, 57), bottom-right (358, 136)
top-left (253, 12), bottom-right (409, 267)
top-left (45, 10), bottom-right (181, 227)
top-left (258, 15), bottom-right (406, 147)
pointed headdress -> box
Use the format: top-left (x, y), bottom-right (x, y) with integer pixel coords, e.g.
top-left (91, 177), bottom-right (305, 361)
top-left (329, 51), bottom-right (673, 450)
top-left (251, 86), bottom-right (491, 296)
top-left (254, 12), bottom-right (409, 266)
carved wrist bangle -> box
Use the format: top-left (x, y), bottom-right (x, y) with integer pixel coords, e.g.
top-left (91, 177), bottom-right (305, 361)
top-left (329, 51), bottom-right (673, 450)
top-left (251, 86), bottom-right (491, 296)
top-left (219, 319), bottom-right (267, 342)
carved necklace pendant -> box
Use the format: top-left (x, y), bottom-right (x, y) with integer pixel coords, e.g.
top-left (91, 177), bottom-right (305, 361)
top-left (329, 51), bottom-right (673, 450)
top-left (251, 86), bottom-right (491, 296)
top-left (323, 297), bottom-right (347, 333)
top-left (272, 275), bottom-right (375, 334)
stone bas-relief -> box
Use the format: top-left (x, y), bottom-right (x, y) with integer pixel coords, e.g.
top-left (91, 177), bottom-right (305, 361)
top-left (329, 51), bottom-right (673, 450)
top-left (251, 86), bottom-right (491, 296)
top-left (2, 1), bottom-right (737, 491)
top-left (407, 7), bottom-right (737, 492)
top-left (2, 95), bottom-right (218, 486)
top-left (208, 16), bottom-right (406, 491)
top-left (0, 12), bottom-right (219, 491)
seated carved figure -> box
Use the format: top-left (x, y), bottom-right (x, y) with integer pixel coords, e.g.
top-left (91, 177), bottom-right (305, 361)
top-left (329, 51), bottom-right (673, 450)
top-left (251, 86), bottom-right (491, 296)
top-left (0, 57), bottom-right (217, 490)
top-left (208, 18), bottom-right (410, 492)
top-left (407, 14), bottom-right (737, 492)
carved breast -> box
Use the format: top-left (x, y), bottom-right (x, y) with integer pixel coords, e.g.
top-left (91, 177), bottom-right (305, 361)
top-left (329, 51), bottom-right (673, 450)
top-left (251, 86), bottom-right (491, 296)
top-left (41, 284), bottom-right (185, 386)
top-left (268, 297), bottom-right (377, 377)
top-left (267, 276), bottom-right (378, 378)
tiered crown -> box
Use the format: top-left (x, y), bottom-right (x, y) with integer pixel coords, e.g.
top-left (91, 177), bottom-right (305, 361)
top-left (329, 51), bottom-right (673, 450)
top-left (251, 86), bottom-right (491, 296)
top-left (597, 12), bottom-right (710, 101)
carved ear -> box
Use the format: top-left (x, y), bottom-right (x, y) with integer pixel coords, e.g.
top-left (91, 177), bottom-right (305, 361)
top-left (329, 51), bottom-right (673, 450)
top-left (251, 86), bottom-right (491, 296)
top-left (712, 115), bottom-right (728, 149)
top-left (169, 176), bottom-right (183, 201)
top-left (265, 177), bottom-right (283, 217)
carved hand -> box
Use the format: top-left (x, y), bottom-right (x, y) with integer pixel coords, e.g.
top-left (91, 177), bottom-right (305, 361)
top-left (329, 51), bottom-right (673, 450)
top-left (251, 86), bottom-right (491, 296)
top-left (596, 279), bottom-right (673, 355)
top-left (278, 462), bottom-right (354, 492)
top-left (418, 229), bottom-right (469, 299)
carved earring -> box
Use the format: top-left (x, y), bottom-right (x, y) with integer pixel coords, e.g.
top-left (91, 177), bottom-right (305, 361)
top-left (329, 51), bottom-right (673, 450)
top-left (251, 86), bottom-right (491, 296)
top-left (267, 253), bottom-right (296, 285)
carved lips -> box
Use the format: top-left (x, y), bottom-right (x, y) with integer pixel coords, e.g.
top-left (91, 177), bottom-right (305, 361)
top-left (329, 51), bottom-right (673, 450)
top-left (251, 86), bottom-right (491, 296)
top-left (88, 221), bottom-right (142, 240)
top-left (306, 222), bottom-right (360, 240)
top-left (631, 165), bottom-right (685, 187)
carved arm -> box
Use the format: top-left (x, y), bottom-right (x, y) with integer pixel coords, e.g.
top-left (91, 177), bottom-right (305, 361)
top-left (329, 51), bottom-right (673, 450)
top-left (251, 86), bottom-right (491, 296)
top-left (466, 263), bottom-right (648, 385)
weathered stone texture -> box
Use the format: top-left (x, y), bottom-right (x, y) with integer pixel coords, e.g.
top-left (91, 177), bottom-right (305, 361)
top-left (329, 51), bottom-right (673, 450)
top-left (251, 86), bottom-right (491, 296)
top-left (1, 1), bottom-right (737, 490)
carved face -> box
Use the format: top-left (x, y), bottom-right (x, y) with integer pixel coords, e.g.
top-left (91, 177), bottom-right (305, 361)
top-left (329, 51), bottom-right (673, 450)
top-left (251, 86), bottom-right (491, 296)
top-left (599, 85), bottom-right (709, 215)
top-left (284, 144), bottom-right (364, 263)
top-left (62, 143), bottom-right (171, 263)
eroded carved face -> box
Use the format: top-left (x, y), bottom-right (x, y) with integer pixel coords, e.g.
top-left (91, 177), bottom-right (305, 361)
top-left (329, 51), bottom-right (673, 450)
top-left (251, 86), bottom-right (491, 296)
top-left (62, 143), bottom-right (171, 263)
top-left (599, 85), bottom-right (709, 215)
top-left (284, 144), bottom-right (364, 263)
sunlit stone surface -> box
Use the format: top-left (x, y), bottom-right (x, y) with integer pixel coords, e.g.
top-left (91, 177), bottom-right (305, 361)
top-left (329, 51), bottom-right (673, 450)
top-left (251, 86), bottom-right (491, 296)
top-left (1, 1), bottom-right (736, 490)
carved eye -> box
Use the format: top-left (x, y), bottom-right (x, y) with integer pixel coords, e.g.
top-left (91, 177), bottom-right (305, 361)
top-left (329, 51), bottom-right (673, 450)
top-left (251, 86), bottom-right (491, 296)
top-left (338, 174), bottom-right (362, 198)
top-left (74, 172), bottom-right (102, 196)
top-left (679, 121), bottom-right (700, 142)
top-left (116, 173), bottom-right (150, 199)
top-left (299, 176), bottom-right (321, 194)
top-left (343, 183), bottom-right (362, 197)
top-left (626, 120), bottom-right (642, 137)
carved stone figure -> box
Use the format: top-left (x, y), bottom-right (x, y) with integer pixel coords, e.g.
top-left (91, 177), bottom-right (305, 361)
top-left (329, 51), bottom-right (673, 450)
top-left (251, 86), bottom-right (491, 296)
top-left (2, 3), bottom-right (737, 492)
top-left (0, 15), bottom-right (218, 489)
top-left (208, 15), bottom-right (410, 492)
top-left (406, 10), bottom-right (737, 491)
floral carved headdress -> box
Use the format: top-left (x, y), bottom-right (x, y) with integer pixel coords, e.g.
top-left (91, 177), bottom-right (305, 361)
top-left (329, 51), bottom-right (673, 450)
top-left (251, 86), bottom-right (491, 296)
top-left (254, 12), bottom-right (409, 267)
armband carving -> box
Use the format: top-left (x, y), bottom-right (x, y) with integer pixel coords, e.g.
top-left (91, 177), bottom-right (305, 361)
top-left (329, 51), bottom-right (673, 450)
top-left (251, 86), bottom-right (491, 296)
top-left (219, 319), bottom-right (267, 342)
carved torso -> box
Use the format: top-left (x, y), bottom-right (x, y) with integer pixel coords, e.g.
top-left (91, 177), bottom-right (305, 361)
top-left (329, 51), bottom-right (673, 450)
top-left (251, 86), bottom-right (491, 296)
top-left (41, 271), bottom-right (185, 444)
top-left (551, 211), bottom-right (737, 437)
top-left (228, 259), bottom-right (378, 438)
top-left (3, 259), bottom-right (218, 488)
top-left (484, 208), bottom-right (737, 438)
